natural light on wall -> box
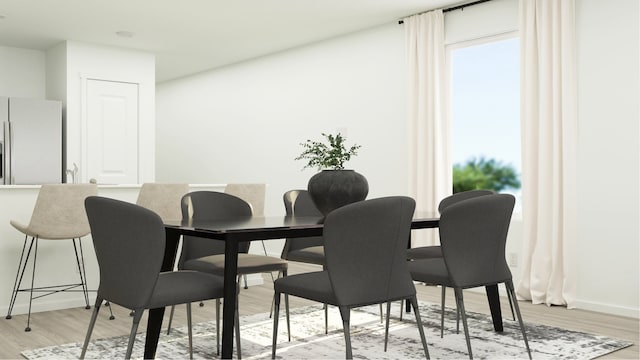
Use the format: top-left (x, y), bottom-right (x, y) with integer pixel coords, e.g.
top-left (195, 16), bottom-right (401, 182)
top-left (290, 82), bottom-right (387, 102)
top-left (448, 34), bottom-right (521, 213)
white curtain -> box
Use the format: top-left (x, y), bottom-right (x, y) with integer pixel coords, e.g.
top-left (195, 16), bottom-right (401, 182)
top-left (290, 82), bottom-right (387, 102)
top-left (404, 10), bottom-right (451, 247)
top-left (517, 0), bottom-right (578, 308)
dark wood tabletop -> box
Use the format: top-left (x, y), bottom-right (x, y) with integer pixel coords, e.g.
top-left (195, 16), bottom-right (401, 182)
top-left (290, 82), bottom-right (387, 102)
top-left (144, 213), bottom-right (444, 359)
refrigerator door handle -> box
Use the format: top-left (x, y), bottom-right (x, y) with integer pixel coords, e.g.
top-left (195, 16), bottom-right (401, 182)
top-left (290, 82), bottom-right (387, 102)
top-left (0, 137), bottom-right (3, 182)
top-left (5, 121), bottom-right (12, 184)
top-left (2, 121), bottom-right (8, 184)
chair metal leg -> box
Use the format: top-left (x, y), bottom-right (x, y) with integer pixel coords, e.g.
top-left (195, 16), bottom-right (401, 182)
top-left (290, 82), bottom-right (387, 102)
top-left (384, 301), bottom-right (391, 351)
top-left (324, 303), bottom-right (328, 334)
top-left (506, 280), bottom-right (532, 359)
top-left (379, 303), bottom-right (383, 323)
top-left (272, 292), bottom-right (281, 359)
top-left (235, 278), bottom-right (242, 359)
top-left (284, 294), bottom-right (291, 342)
top-left (72, 238), bottom-right (91, 309)
top-left (166, 304), bottom-right (176, 335)
top-left (104, 301), bottom-right (115, 320)
top-left (8, 236), bottom-right (103, 331)
top-left (410, 296), bottom-right (431, 359)
top-left (440, 285), bottom-right (446, 338)
top-left (25, 237), bottom-right (39, 332)
top-left (454, 288), bottom-right (473, 359)
top-left (186, 302), bottom-right (193, 359)
top-left (269, 270), bottom-right (284, 319)
top-left (216, 299), bottom-right (221, 355)
top-left (126, 309), bottom-right (144, 359)
top-left (6, 236), bottom-right (33, 320)
top-left (506, 283), bottom-right (516, 321)
top-left (235, 302), bottom-right (242, 359)
top-left (339, 306), bottom-right (352, 359)
top-left (80, 298), bottom-right (103, 359)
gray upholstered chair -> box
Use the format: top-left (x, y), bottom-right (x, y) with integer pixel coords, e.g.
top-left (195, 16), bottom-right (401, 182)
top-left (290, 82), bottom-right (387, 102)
top-left (5, 183), bottom-right (97, 331)
top-left (406, 189), bottom-right (494, 261)
top-left (281, 189), bottom-right (325, 266)
top-left (224, 183), bottom-right (267, 289)
top-left (408, 194), bottom-right (531, 359)
top-left (279, 189), bottom-right (330, 329)
top-left (136, 182), bottom-right (189, 221)
top-left (168, 191), bottom-right (289, 356)
top-left (280, 189), bottom-right (387, 331)
top-left (407, 189), bottom-right (496, 336)
top-left (81, 196), bottom-right (228, 360)
top-left (272, 196), bottom-right (430, 360)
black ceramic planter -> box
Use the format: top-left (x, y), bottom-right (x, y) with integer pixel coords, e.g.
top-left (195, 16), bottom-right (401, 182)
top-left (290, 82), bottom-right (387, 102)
top-left (307, 170), bottom-right (369, 216)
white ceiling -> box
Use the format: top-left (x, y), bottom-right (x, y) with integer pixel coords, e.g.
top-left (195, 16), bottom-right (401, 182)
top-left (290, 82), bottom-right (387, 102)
top-left (0, 0), bottom-right (462, 82)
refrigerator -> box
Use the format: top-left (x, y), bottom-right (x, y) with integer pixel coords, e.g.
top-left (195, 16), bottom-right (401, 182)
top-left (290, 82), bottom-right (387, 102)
top-left (0, 97), bottom-right (63, 185)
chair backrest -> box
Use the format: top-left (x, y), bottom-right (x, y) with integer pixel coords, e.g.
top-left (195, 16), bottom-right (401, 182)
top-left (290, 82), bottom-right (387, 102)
top-left (27, 183), bottom-right (98, 239)
top-left (224, 183), bottom-right (266, 216)
top-left (323, 196), bottom-right (416, 307)
top-left (437, 189), bottom-right (494, 213)
top-left (281, 190), bottom-right (324, 258)
top-left (179, 191), bottom-right (253, 267)
top-left (439, 193), bottom-right (515, 288)
top-left (85, 196), bottom-right (165, 309)
top-left (136, 183), bottom-right (189, 221)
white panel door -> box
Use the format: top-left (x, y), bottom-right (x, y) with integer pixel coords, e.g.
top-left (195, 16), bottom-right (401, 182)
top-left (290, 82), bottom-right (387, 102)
top-left (86, 79), bottom-right (139, 184)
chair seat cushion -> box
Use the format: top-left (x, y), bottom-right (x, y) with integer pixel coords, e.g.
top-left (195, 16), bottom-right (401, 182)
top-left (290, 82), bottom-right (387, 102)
top-left (408, 258), bottom-right (452, 287)
top-left (274, 271), bottom-right (337, 305)
top-left (184, 253), bottom-right (288, 275)
top-left (406, 246), bottom-right (442, 260)
top-left (286, 246), bottom-right (325, 265)
top-left (147, 270), bottom-right (224, 309)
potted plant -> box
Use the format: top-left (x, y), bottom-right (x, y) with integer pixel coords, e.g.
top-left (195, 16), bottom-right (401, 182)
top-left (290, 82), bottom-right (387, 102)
top-left (295, 132), bottom-right (368, 215)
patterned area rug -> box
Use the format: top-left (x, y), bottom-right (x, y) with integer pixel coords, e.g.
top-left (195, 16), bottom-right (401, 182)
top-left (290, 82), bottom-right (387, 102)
top-left (22, 302), bottom-right (632, 359)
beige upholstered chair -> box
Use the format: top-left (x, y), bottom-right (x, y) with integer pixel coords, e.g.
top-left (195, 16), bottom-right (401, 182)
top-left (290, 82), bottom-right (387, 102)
top-left (5, 183), bottom-right (98, 331)
top-left (136, 183), bottom-right (189, 221)
top-left (224, 183), bottom-right (266, 216)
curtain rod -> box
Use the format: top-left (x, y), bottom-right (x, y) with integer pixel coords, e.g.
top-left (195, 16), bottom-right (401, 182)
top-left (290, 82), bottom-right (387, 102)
top-left (398, 0), bottom-right (493, 24)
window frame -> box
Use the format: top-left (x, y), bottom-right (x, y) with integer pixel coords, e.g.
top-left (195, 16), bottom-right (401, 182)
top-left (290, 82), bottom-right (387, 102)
top-left (445, 31), bottom-right (523, 215)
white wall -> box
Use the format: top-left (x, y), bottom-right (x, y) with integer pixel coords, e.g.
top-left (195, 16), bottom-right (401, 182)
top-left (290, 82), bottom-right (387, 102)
top-left (575, 0), bottom-right (639, 317)
top-left (0, 46), bottom-right (46, 98)
top-left (157, 0), bottom-right (639, 318)
top-left (156, 24), bottom-right (409, 217)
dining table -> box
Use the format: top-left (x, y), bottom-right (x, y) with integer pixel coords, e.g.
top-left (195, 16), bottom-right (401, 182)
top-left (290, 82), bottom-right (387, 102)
top-left (143, 212), bottom-right (503, 359)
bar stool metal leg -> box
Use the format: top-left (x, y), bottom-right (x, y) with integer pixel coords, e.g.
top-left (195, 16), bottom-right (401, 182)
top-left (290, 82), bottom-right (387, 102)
top-left (25, 237), bottom-right (39, 332)
top-left (6, 236), bottom-right (33, 320)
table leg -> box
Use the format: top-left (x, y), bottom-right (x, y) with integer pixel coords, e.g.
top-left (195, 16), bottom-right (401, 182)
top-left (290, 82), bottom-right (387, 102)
top-left (144, 307), bottom-right (165, 359)
top-left (221, 241), bottom-right (239, 359)
top-left (485, 284), bottom-right (503, 332)
top-left (143, 229), bottom-right (181, 359)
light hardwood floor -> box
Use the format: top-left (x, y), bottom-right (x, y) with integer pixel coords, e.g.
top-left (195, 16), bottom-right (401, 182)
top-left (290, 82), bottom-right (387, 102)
top-left (1, 264), bottom-right (637, 359)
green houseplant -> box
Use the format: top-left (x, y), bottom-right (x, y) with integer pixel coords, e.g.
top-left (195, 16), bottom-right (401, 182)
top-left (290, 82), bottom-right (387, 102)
top-left (295, 132), bottom-right (368, 215)
top-left (295, 132), bottom-right (361, 170)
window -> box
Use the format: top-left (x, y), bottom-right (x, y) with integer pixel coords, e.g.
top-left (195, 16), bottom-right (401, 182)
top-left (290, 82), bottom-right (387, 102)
top-left (448, 34), bottom-right (522, 211)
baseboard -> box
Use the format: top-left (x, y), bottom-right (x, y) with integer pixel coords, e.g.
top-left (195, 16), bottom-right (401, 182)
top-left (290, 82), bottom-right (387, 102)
top-left (2, 273), bottom-right (267, 316)
top-left (573, 299), bottom-right (639, 319)
top-left (240, 273), bottom-right (265, 287)
top-left (1, 296), bottom-right (94, 317)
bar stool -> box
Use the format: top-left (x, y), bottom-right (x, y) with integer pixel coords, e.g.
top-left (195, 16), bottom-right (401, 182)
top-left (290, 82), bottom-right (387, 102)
top-left (5, 183), bottom-right (97, 331)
